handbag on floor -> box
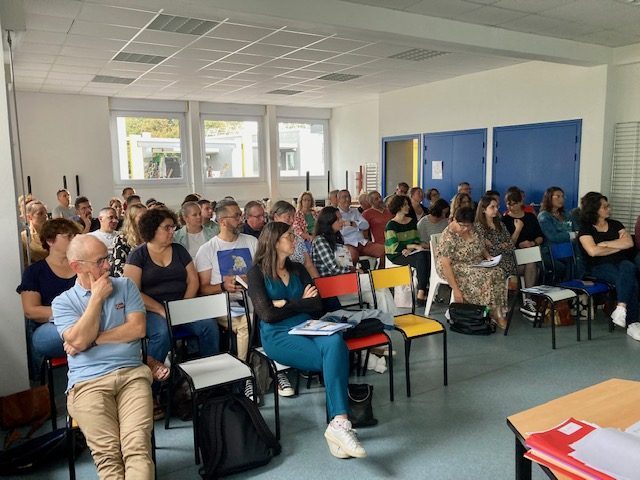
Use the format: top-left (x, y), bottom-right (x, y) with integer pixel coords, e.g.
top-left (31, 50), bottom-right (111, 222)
top-left (198, 392), bottom-right (280, 479)
top-left (448, 303), bottom-right (495, 335)
top-left (348, 383), bottom-right (377, 428)
top-left (543, 299), bottom-right (574, 326)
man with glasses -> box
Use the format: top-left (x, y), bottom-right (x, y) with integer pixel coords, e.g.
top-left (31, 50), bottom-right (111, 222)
top-left (89, 207), bottom-right (120, 256)
top-left (52, 235), bottom-right (154, 478)
top-left (195, 200), bottom-right (256, 396)
top-left (242, 200), bottom-right (266, 239)
top-left (72, 196), bottom-right (100, 233)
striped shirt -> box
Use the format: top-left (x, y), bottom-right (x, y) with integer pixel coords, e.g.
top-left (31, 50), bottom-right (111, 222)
top-left (384, 219), bottom-right (420, 261)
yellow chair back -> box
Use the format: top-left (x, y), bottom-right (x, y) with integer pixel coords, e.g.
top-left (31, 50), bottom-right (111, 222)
top-left (370, 265), bottom-right (412, 290)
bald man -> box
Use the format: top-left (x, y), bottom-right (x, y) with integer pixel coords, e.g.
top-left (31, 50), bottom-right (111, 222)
top-left (52, 235), bottom-right (154, 479)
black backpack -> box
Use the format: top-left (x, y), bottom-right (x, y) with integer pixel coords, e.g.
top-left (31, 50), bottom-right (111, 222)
top-left (198, 393), bottom-right (281, 479)
top-left (448, 303), bottom-right (496, 335)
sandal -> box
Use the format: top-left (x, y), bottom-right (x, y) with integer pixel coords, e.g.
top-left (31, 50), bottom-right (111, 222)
top-left (491, 318), bottom-right (507, 330)
top-left (147, 357), bottom-right (170, 382)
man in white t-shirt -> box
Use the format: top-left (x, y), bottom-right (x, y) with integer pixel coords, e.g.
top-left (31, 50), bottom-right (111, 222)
top-left (195, 200), bottom-right (256, 363)
top-left (89, 207), bottom-right (120, 256)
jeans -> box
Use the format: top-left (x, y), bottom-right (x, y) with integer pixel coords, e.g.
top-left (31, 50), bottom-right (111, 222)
top-left (28, 321), bottom-right (65, 378)
top-left (591, 260), bottom-right (639, 325)
top-left (67, 365), bottom-right (154, 480)
top-left (176, 319), bottom-right (220, 357)
top-left (147, 312), bottom-right (220, 361)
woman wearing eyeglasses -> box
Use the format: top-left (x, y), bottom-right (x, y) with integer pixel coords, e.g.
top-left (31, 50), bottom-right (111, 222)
top-left (17, 218), bottom-right (81, 379)
top-left (436, 207), bottom-right (507, 329)
top-left (248, 221), bottom-right (367, 459)
top-left (123, 208), bottom-right (220, 417)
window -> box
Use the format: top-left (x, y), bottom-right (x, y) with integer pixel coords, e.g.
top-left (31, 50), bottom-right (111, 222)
top-left (113, 115), bottom-right (185, 181)
top-left (610, 121), bottom-right (640, 229)
top-left (277, 120), bottom-right (327, 177)
top-left (202, 119), bottom-right (260, 179)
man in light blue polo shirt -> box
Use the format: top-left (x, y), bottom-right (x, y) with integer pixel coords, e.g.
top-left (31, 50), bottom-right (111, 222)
top-left (52, 235), bottom-right (153, 479)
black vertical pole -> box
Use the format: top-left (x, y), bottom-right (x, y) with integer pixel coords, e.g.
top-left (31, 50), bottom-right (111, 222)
top-left (327, 170), bottom-right (330, 193)
top-left (75, 175), bottom-right (80, 196)
top-left (63, 175), bottom-right (67, 189)
top-left (306, 171), bottom-right (310, 191)
top-left (27, 176), bottom-right (31, 195)
top-left (345, 170), bottom-right (348, 190)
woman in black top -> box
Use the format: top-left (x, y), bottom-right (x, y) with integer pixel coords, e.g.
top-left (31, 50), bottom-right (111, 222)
top-left (578, 192), bottom-right (639, 332)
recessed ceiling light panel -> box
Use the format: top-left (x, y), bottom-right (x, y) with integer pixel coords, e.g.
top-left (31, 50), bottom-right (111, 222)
top-left (113, 52), bottom-right (167, 64)
top-left (267, 89), bottom-right (302, 95)
top-left (147, 14), bottom-right (218, 35)
top-left (92, 75), bottom-right (134, 84)
top-left (317, 73), bottom-right (361, 82)
top-left (388, 48), bottom-right (448, 62)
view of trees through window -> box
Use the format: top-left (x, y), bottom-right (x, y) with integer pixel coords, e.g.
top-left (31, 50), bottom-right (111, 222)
top-left (115, 116), bottom-right (183, 180)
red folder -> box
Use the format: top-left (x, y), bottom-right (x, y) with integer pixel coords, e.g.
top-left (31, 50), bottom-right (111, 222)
top-left (525, 418), bottom-right (615, 480)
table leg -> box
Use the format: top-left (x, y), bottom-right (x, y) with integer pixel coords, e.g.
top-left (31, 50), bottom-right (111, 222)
top-left (515, 435), bottom-right (532, 480)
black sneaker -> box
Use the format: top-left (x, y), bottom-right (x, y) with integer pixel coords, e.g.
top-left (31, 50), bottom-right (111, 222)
top-left (276, 373), bottom-right (295, 397)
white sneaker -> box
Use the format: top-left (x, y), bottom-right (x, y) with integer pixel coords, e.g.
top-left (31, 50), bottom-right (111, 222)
top-left (374, 356), bottom-right (387, 374)
top-left (627, 323), bottom-right (640, 341)
top-left (325, 420), bottom-right (367, 458)
top-left (611, 306), bottom-right (627, 328)
top-left (366, 354), bottom-right (378, 371)
top-left (276, 373), bottom-right (295, 397)
top-left (519, 298), bottom-right (537, 318)
top-left (244, 380), bottom-right (255, 402)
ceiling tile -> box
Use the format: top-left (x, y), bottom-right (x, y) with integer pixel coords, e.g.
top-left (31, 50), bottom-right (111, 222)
top-left (50, 64), bottom-right (101, 74)
top-left (491, 0), bottom-right (578, 14)
top-left (64, 34), bottom-right (128, 51)
top-left (328, 53), bottom-right (378, 66)
top-left (241, 43), bottom-right (297, 57)
top-left (283, 49), bottom-right (338, 62)
top-left (578, 29), bottom-right (640, 47)
top-left (351, 43), bottom-right (416, 57)
top-left (127, 42), bottom-right (179, 57)
top-left (311, 37), bottom-right (371, 53)
top-left (16, 42), bottom-right (62, 55)
top-left (191, 37), bottom-right (250, 52)
top-left (543, 0), bottom-right (640, 29)
top-left (77, 3), bottom-right (157, 28)
top-left (25, 14), bottom-right (74, 33)
top-left (454, 5), bottom-right (529, 25)
top-left (405, 0), bottom-right (481, 18)
top-left (68, 20), bottom-right (139, 40)
top-left (496, 14), bottom-right (569, 33)
top-left (175, 49), bottom-right (229, 62)
top-left (21, 30), bottom-right (67, 45)
top-left (262, 58), bottom-right (315, 69)
top-left (261, 30), bottom-right (325, 48)
top-left (205, 22), bottom-right (277, 42)
top-left (54, 55), bottom-right (108, 67)
top-left (134, 30), bottom-right (198, 48)
top-left (60, 46), bottom-right (116, 59)
top-left (203, 61), bottom-right (252, 72)
top-left (24, 0), bottom-right (83, 18)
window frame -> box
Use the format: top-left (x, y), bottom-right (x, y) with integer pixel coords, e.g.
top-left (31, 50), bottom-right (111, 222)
top-left (276, 117), bottom-right (330, 179)
top-left (200, 113), bottom-right (265, 183)
top-left (110, 110), bottom-right (189, 186)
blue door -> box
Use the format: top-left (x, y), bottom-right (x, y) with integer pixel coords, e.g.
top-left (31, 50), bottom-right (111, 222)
top-left (422, 129), bottom-right (486, 203)
top-left (492, 120), bottom-right (581, 211)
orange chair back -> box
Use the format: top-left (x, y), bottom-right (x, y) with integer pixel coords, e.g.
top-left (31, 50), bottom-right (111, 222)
top-left (314, 272), bottom-right (359, 298)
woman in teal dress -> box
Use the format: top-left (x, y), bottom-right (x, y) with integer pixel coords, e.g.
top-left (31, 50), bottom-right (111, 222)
top-left (247, 221), bottom-right (366, 459)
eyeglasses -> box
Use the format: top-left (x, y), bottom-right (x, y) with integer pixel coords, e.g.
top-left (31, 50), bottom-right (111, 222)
top-left (458, 223), bottom-right (474, 229)
top-left (247, 214), bottom-right (266, 220)
top-left (159, 224), bottom-right (177, 232)
top-left (77, 255), bottom-right (111, 266)
top-left (57, 233), bottom-right (76, 240)
top-left (280, 232), bottom-right (295, 241)
top-left (220, 213), bottom-right (243, 220)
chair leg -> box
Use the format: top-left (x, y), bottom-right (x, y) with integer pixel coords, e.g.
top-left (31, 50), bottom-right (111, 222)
top-left (550, 302), bottom-right (556, 350)
top-left (294, 370), bottom-right (301, 395)
top-left (387, 343), bottom-right (394, 402)
top-left (192, 394), bottom-right (200, 465)
top-left (151, 428), bottom-right (157, 478)
top-left (575, 297), bottom-right (581, 342)
top-left (442, 331), bottom-right (448, 387)
top-left (404, 339), bottom-right (411, 397)
top-left (425, 281), bottom-right (440, 316)
top-left (43, 359), bottom-right (58, 431)
top-left (587, 297), bottom-right (593, 341)
top-left (67, 416), bottom-right (76, 480)
top-left (164, 369), bottom-right (173, 430)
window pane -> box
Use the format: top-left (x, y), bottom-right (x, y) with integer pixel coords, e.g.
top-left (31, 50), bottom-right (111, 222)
top-left (278, 121), bottom-right (325, 177)
top-left (203, 120), bottom-right (259, 178)
top-left (115, 116), bottom-right (183, 180)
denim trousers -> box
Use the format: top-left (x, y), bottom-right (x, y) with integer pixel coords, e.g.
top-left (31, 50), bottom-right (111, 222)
top-left (591, 259), bottom-right (639, 325)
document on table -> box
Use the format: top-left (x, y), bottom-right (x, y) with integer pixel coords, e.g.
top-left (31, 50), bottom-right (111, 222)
top-left (289, 320), bottom-right (353, 336)
top-left (473, 255), bottom-right (501, 268)
top-left (569, 427), bottom-right (640, 480)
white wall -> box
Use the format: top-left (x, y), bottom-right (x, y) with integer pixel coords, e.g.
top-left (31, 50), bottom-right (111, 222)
top-left (376, 61), bottom-right (609, 196)
top-left (330, 99), bottom-right (379, 195)
top-left (1, 43), bottom-right (31, 395)
top-left (16, 91), bottom-right (329, 209)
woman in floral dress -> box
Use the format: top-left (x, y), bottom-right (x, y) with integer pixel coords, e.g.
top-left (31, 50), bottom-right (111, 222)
top-left (474, 195), bottom-right (516, 277)
top-left (436, 206), bottom-right (507, 329)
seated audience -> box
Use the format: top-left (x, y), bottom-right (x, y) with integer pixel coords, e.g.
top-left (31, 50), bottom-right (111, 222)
top-left (578, 192), bottom-right (640, 337)
top-left (450, 181), bottom-right (472, 204)
top-left (328, 189), bottom-right (339, 208)
top-left (109, 197), bottom-right (124, 229)
top-left (271, 200), bottom-right (319, 278)
top-left (538, 186), bottom-right (579, 280)
top-left (195, 200), bottom-right (254, 364)
top-left (484, 190), bottom-right (501, 206)
top-left (198, 198), bottom-right (216, 228)
top-left (474, 195), bottom-right (516, 277)
top-left (125, 194), bottom-right (142, 210)
top-left (17, 218), bottom-right (80, 377)
top-left (436, 207), bottom-right (507, 329)
top-left (503, 189), bottom-right (544, 316)
top-left (242, 200), bottom-right (266, 239)
top-left (417, 198), bottom-right (449, 244)
top-left (89, 207), bottom-right (120, 256)
top-left (73, 196), bottom-right (100, 233)
top-left (52, 235), bottom-right (154, 479)
top-left (337, 189), bottom-right (384, 265)
top-left (173, 201), bottom-right (218, 258)
top-left (362, 190), bottom-right (393, 267)
top-left (409, 187), bottom-right (427, 221)
top-left (425, 188), bottom-right (440, 209)
top-left (449, 192), bottom-right (472, 221)
top-left (21, 200), bottom-right (49, 265)
top-left (111, 203), bottom-right (147, 277)
top-left (384, 182), bottom-right (409, 202)
top-left (293, 191), bottom-right (318, 243)
top-left (384, 195), bottom-right (429, 303)
top-left (504, 186), bottom-right (535, 214)
top-left (52, 188), bottom-right (75, 219)
top-left (18, 193), bottom-right (34, 228)
top-left (248, 222), bottom-right (366, 459)
top-left (357, 192), bottom-right (371, 213)
top-left (121, 186), bottom-right (135, 202)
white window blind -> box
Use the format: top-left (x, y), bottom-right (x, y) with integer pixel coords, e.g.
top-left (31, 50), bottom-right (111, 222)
top-left (610, 122), bottom-right (640, 229)
top-left (364, 163), bottom-right (378, 192)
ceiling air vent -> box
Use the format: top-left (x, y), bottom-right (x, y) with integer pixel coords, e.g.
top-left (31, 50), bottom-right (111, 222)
top-left (388, 48), bottom-right (448, 61)
top-left (317, 73), bottom-right (361, 82)
top-left (113, 52), bottom-right (167, 64)
top-left (147, 14), bottom-right (217, 35)
top-left (92, 75), bottom-right (134, 84)
top-left (267, 89), bottom-right (302, 95)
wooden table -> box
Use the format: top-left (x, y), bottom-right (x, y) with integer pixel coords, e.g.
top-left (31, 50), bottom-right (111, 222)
top-left (506, 378), bottom-right (640, 480)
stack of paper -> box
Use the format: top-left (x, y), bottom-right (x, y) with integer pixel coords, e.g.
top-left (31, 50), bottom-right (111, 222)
top-left (289, 320), bottom-right (353, 336)
top-left (525, 418), bottom-right (640, 479)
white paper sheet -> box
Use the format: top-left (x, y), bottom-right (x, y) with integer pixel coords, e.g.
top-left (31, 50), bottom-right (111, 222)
top-left (570, 428), bottom-right (640, 480)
